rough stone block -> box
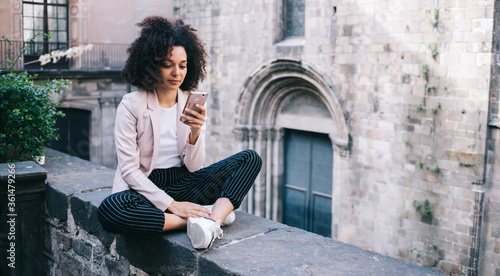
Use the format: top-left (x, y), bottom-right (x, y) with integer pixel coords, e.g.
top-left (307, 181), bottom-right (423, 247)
top-left (492, 226), bottom-right (500, 239)
top-left (454, 198), bottom-right (473, 212)
top-left (44, 148), bottom-right (113, 221)
top-left (116, 232), bottom-right (198, 275)
top-left (55, 231), bottom-right (72, 252)
top-left (70, 189), bottom-right (115, 247)
top-left (495, 240), bottom-right (500, 254)
top-left (104, 255), bottom-right (130, 276)
top-left (453, 243), bottom-right (470, 256)
top-left (72, 239), bottom-right (93, 261)
top-left (43, 148), bottom-right (109, 176)
top-left (55, 252), bottom-right (92, 276)
top-left (46, 183), bottom-right (70, 221)
top-left (0, 161), bottom-right (47, 182)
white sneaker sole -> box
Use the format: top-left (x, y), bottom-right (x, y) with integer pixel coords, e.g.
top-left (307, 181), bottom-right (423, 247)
top-left (187, 218), bottom-right (214, 249)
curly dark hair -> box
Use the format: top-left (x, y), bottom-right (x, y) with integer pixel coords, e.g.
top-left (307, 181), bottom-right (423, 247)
top-left (121, 16), bottom-right (208, 92)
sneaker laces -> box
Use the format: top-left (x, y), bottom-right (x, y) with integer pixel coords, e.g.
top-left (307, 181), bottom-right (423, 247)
top-left (207, 220), bottom-right (223, 248)
top-left (212, 220), bottom-right (223, 239)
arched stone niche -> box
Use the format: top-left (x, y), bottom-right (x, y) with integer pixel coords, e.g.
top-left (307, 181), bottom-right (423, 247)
top-left (234, 59), bottom-right (349, 231)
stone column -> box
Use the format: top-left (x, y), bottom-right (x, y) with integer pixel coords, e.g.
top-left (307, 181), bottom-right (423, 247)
top-left (272, 127), bottom-right (285, 222)
top-left (0, 161), bottom-right (47, 276)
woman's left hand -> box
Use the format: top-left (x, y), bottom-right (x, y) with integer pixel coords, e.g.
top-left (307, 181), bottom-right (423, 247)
top-left (181, 104), bottom-right (206, 144)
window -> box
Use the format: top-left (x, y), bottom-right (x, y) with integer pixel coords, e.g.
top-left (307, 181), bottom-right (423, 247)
top-left (284, 0), bottom-right (305, 38)
top-left (23, 0), bottom-right (68, 68)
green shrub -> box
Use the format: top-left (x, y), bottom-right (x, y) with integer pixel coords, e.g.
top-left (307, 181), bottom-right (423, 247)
top-left (0, 33), bottom-right (67, 163)
top-left (0, 72), bottom-right (67, 162)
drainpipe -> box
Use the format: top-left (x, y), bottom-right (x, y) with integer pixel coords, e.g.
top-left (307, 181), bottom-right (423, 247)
top-left (472, 1), bottom-right (500, 273)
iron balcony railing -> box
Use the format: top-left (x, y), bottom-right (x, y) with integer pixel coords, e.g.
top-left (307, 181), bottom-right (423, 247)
top-left (0, 40), bottom-right (128, 71)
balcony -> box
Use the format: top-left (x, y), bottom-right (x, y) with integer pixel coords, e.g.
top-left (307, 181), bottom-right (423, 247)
top-left (0, 40), bottom-right (128, 72)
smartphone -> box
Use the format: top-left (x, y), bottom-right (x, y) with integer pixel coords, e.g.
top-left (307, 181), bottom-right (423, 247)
top-left (180, 92), bottom-right (209, 123)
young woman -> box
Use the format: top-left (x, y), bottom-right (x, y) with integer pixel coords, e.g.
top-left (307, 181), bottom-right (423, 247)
top-left (97, 16), bottom-right (262, 249)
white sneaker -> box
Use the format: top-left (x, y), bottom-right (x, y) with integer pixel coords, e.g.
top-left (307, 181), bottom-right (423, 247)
top-left (187, 217), bottom-right (223, 249)
top-left (222, 211), bottom-right (235, 226)
top-left (203, 205), bottom-right (236, 226)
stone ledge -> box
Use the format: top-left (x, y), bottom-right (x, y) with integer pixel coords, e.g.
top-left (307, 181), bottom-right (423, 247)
top-left (42, 149), bottom-right (444, 275)
top-left (43, 148), bottom-right (112, 221)
top-left (70, 189), bottom-right (115, 247)
top-left (0, 161), bottom-right (47, 182)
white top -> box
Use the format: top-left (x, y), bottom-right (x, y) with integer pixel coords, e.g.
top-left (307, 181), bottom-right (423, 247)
top-left (154, 104), bottom-right (183, 169)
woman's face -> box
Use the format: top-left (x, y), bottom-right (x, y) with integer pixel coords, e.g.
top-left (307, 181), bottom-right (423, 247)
top-left (157, 46), bottom-right (187, 93)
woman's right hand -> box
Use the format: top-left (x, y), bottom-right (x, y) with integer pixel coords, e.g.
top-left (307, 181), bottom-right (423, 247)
top-left (167, 200), bottom-right (211, 218)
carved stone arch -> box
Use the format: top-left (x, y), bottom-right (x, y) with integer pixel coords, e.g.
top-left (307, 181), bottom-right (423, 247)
top-left (236, 58), bottom-right (350, 151)
top-left (235, 59), bottom-right (349, 226)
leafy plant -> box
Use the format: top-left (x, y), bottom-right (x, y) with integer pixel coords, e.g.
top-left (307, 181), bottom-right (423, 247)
top-left (0, 33), bottom-right (67, 163)
top-left (432, 165), bottom-right (440, 173)
top-left (425, 9), bottom-right (439, 27)
top-left (416, 159), bottom-right (423, 169)
top-left (459, 162), bottom-right (475, 167)
top-left (461, 109), bottom-right (466, 114)
top-left (413, 199), bottom-right (432, 216)
top-left (416, 98), bottom-right (425, 111)
top-left (428, 42), bottom-right (439, 60)
top-left (421, 64), bottom-right (429, 81)
top-left (425, 86), bottom-right (435, 94)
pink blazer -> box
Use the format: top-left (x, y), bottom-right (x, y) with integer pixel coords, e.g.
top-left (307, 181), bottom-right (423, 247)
top-left (112, 89), bottom-right (205, 211)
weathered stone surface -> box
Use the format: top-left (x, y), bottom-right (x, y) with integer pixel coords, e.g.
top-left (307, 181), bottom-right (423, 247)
top-left (0, 161), bottom-right (48, 276)
top-left (46, 184), bottom-right (70, 221)
top-left (104, 255), bottom-right (130, 276)
top-left (43, 148), bottom-right (109, 176)
top-left (200, 227), bottom-right (444, 276)
top-left (0, 161), bottom-right (47, 182)
top-left (213, 210), bottom-right (288, 247)
top-left (116, 233), bottom-right (198, 275)
top-left (45, 150), bottom-right (443, 276)
top-left (54, 252), bottom-right (93, 276)
top-left (44, 148), bottom-right (113, 221)
top-left (70, 189), bottom-right (114, 246)
top-left (71, 239), bottom-right (94, 261)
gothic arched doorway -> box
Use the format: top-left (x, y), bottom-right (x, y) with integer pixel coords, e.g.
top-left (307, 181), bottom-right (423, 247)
top-left (235, 59), bottom-right (350, 238)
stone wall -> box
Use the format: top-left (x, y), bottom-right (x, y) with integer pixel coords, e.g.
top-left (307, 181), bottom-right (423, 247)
top-left (173, 0), bottom-right (497, 275)
top-left (480, 2), bottom-right (500, 275)
top-left (483, 127), bottom-right (500, 276)
top-left (14, 149), bottom-right (439, 275)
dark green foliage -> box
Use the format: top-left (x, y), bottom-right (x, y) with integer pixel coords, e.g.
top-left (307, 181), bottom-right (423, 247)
top-left (413, 199), bottom-right (432, 216)
top-left (0, 72), bottom-right (67, 162)
top-left (0, 32), bottom-right (67, 163)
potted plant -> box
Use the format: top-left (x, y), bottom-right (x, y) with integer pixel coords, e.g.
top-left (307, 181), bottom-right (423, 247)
top-left (0, 33), bottom-right (67, 164)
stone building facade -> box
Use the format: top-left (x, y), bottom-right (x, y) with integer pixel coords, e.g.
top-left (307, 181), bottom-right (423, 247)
top-left (0, 0), bottom-right (173, 168)
top-left (173, 0), bottom-right (500, 275)
top-left (2, 0), bottom-right (500, 274)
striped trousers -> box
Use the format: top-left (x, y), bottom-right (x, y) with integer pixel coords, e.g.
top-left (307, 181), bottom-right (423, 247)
top-left (97, 149), bottom-right (262, 235)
